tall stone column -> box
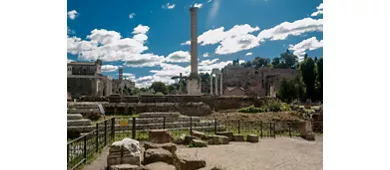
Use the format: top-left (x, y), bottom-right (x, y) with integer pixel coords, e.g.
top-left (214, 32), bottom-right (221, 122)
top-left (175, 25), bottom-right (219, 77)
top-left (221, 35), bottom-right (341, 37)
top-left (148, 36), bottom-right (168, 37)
top-left (210, 75), bottom-right (213, 96)
top-left (190, 7), bottom-right (198, 74)
top-left (215, 74), bottom-right (218, 96)
top-left (220, 74), bottom-right (223, 96)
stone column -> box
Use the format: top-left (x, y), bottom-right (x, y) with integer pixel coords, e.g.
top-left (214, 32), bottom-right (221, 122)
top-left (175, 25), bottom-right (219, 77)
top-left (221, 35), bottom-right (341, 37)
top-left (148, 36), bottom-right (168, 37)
top-left (215, 74), bottom-right (218, 96)
top-left (220, 74), bottom-right (223, 96)
top-left (210, 75), bottom-right (213, 96)
top-left (190, 7), bottom-right (198, 73)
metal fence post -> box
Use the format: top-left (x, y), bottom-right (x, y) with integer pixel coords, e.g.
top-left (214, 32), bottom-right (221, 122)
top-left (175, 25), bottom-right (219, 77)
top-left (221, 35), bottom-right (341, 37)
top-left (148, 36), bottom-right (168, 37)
top-left (132, 117), bottom-right (136, 139)
top-left (288, 122), bottom-right (292, 138)
top-left (83, 136), bottom-right (87, 164)
top-left (163, 117), bottom-right (166, 129)
top-left (269, 123), bottom-right (271, 137)
top-left (67, 144), bottom-right (69, 164)
top-left (96, 124), bottom-right (99, 153)
top-left (214, 118), bottom-right (217, 134)
top-left (112, 118), bottom-right (115, 142)
top-left (260, 121), bottom-right (263, 138)
top-left (104, 120), bottom-right (107, 146)
top-left (238, 120), bottom-right (241, 134)
top-left (190, 117), bottom-right (193, 134)
top-left (273, 123), bottom-right (276, 138)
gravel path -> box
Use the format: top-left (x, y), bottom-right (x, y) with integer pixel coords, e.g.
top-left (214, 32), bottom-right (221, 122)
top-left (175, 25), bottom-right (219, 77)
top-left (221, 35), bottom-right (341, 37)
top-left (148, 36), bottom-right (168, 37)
top-left (177, 136), bottom-right (323, 170)
top-left (83, 137), bottom-right (322, 170)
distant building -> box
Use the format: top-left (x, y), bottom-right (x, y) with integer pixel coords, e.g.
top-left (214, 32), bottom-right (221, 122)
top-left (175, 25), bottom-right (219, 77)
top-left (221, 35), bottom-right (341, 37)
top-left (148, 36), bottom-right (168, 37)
top-left (67, 59), bottom-right (112, 98)
top-left (111, 67), bottom-right (136, 95)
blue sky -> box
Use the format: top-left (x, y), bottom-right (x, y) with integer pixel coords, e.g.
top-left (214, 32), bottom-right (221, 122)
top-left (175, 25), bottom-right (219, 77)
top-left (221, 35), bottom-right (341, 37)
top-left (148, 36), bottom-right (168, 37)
top-left (67, 0), bottom-right (323, 87)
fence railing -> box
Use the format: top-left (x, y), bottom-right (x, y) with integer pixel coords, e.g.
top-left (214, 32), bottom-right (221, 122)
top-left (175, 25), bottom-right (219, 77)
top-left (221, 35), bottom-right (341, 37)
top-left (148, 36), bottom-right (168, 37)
top-left (67, 118), bottom-right (115, 170)
top-left (112, 116), bottom-right (323, 141)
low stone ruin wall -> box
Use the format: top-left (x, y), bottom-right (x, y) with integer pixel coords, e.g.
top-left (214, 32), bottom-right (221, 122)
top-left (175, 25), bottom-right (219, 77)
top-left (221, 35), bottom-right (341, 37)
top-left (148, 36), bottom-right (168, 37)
top-left (103, 102), bottom-right (212, 116)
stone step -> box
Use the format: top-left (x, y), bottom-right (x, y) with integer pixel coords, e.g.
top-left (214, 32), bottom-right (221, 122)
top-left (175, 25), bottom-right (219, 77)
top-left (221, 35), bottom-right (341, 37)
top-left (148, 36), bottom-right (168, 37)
top-left (67, 119), bottom-right (92, 126)
top-left (138, 112), bottom-right (180, 118)
top-left (71, 125), bottom-right (226, 134)
top-left (114, 121), bottom-right (220, 131)
top-left (67, 108), bottom-right (100, 114)
top-left (68, 126), bottom-right (94, 133)
top-left (129, 117), bottom-right (202, 124)
top-left (67, 114), bottom-right (83, 120)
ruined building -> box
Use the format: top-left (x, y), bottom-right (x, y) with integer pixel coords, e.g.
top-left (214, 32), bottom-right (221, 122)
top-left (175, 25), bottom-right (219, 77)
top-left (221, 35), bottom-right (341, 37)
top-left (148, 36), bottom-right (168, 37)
top-left (67, 59), bottom-right (112, 98)
top-left (111, 67), bottom-right (136, 95)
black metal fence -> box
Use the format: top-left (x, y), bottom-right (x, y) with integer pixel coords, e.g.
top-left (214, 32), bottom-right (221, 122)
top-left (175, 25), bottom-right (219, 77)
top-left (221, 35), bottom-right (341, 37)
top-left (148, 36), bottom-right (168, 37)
top-left (67, 118), bottom-right (115, 170)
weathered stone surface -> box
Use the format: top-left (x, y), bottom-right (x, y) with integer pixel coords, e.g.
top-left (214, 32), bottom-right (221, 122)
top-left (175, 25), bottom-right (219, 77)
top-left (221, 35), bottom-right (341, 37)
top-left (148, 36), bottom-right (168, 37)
top-left (148, 129), bottom-right (173, 144)
top-left (178, 158), bottom-right (206, 170)
top-left (107, 138), bottom-right (141, 166)
top-left (143, 142), bottom-right (177, 154)
top-left (144, 148), bottom-right (174, 165)
top-left (191, 130), bottom-right (206, 140)
top-left (190, 139), bottom-right (207, 148)
top-left (144, 162), bottom-right (176, 170)
top-left (232, 134), bottom-right (245, 142)
top-left (215, 131), bottom-right (233, 141)
top-left (109, 164), bottom-right (140, 170)
top-left (207, 135), bottom-right (229, 145)
top-left (299, 121), bottom-right (315, 141)
top-left (304, 132), bottom-right (316, 141)
top-left (184, 135), bottom-right (194, 145)
top-left (246, 134), bottom-right (259, 143)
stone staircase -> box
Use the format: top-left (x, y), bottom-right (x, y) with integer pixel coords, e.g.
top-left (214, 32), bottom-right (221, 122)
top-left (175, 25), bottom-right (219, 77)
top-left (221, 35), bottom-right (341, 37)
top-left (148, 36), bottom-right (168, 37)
top-left (67, 103), bottom-right (97, 133)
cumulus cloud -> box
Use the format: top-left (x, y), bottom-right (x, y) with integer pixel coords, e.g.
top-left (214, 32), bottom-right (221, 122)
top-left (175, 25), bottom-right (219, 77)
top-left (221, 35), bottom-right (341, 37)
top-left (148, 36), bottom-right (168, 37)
top-left (246, 52), bottom-right (252, 56)
top-left (194, 3), bottom-right (203, 8)
top-left (124, 53), bottom-right (165, 67)
top-left (165, 51), bottom-right (191, 63)
top-left (67, 10), bottom-right (78, 20)
top-left (257, 18), bottom-right (323, 41)
top-left (122, 73), bottom-right (136, 80)
top-left (207, 0), bottom-right (213, 3)
top-left (101, 65), bottom-right (119, 72)
top-left (288, 37), bottom-right (323, 61)
top-left (311, 3), bottom-right (323, 17)
top-left (67, 59), bottom-right (73, 63)
top-left (199, 59), bottom-right (219, 66)
top-left (129, 13), bottom-right (135, 19)
top-left (203, 53), bottom-right (210, 58)
top-left (132, 25), bottom-right (150, 34)
top-left (215, 34), bottom-right (260, 55)
top-left (162, 3), bottom-right (175, 9)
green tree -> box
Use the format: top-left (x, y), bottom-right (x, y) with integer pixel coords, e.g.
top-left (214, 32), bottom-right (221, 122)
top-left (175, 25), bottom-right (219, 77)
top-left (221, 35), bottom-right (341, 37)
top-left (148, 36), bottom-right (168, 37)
top-left (167, 85), bottom-right (176, 94)
top-left (316, 57), bottom-right (323, 100)
top-left (252, 57), bottom-right (269, 68)
top-left (150, 82), bottom-right (167, 94)
top-left (300, 57), bottom-right (317, 100)
top-left (277, 78), bottom-right (299, 102)
top-left (280, 50), bottom-right (298, 69)
top-left (271, 57), bottom-right (280, 67)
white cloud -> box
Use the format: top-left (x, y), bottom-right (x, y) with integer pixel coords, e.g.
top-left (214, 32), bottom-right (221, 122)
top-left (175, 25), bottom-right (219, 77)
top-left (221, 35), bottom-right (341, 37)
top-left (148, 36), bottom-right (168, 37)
top-left (67, 59), bottom-right (73, 63)
top-left (165, 51), bottom-right (191, 63)
top-left (162, 3), bottom-right (175, 9)
top-left (203, 53), bottom-right (210, 58)
top-left (194, 3), bottom-right (203, 8)
top-left (123, 73), bottom-right (136, 80)
top-left (208, 0), bottom-right (220, 22)
top-left (187, 24), bottom-right (260, 46)
top-left (124, 53), bottom-right (165, 67)
top-left (246, 52), bottom-right (252, 56)
top-left (215, 34), bottom-right (260, 55)
top-left (132, 25), bottom-right (150, 34)
top-left (199, 59), bottom-right (219, 66)
top-left (133, 34), bottom-right (148, 43)
top-left (87, 29), bottom-right (121, 45)
top-left (257, 18), bottom-right (323, 41)
top-left (129, 13), bottom-right (135, 19)
top-left (288, 37), bottom-right (323, 61)
top-left (67, 10), bottom-right (78, 20)
top-left (101, 65), bottom-right (119, 72)
top-left (207, 0), bottom-right (213, 3)
top-left (67, 27), bottom-right (75, 35)
top-left (311, 3), bottom-right (323, 17)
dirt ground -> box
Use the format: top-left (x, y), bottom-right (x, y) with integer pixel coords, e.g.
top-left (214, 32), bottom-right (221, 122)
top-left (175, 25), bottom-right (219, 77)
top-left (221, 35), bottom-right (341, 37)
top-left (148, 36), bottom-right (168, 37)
top-left (177, 136), bottom-right (323, 170)
top-left (82, 136), bottom-right (322, 170)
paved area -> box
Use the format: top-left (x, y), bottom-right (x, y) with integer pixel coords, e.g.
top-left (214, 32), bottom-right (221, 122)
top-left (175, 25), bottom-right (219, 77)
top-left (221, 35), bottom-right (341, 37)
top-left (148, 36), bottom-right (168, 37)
top-left (177, 136), bottom-right (323, 170)
top-left (83, 136), bottom-right (322, 170)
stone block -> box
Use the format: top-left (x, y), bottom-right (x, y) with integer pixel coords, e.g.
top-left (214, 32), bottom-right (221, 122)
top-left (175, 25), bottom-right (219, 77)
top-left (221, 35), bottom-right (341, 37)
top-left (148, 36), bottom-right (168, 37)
top-left (143, 148), bottom-right (174, 165)
top-left (174, 134), bottom-right (186, 145)
top-left (148, 129), bottom-right (173, 144)
top-left (109, 164), bottom-right (140, 170)
top-left (178, 157), bottom-right (206, 170)
top-left (215, 131), bottom-right (233, 141)
top-left (144, 162), bottom-right (176, 170)
top-left (191, 130), bottom-right (206, 140)
top-left (184, 135), bottom-right (194, 145)
top-left (232, 134), bottom-right (245, 142)
top-left (190, 139), bottom-right (208, 148)
top-left (143, 142), bottom-right (177, 155)
top-left (207, 135), bottom-right (229, 145)
top-left (246, 134), bottom-right (259, 143)
top-left (303, 132), bottom-right (316, 141)
top-left (107, 138), bottom-right (141, 166)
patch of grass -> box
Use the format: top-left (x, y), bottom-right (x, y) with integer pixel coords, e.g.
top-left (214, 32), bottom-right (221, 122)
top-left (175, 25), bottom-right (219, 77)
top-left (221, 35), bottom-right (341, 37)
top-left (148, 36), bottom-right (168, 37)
top-left (238, 105), bottom-right (265, 113)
